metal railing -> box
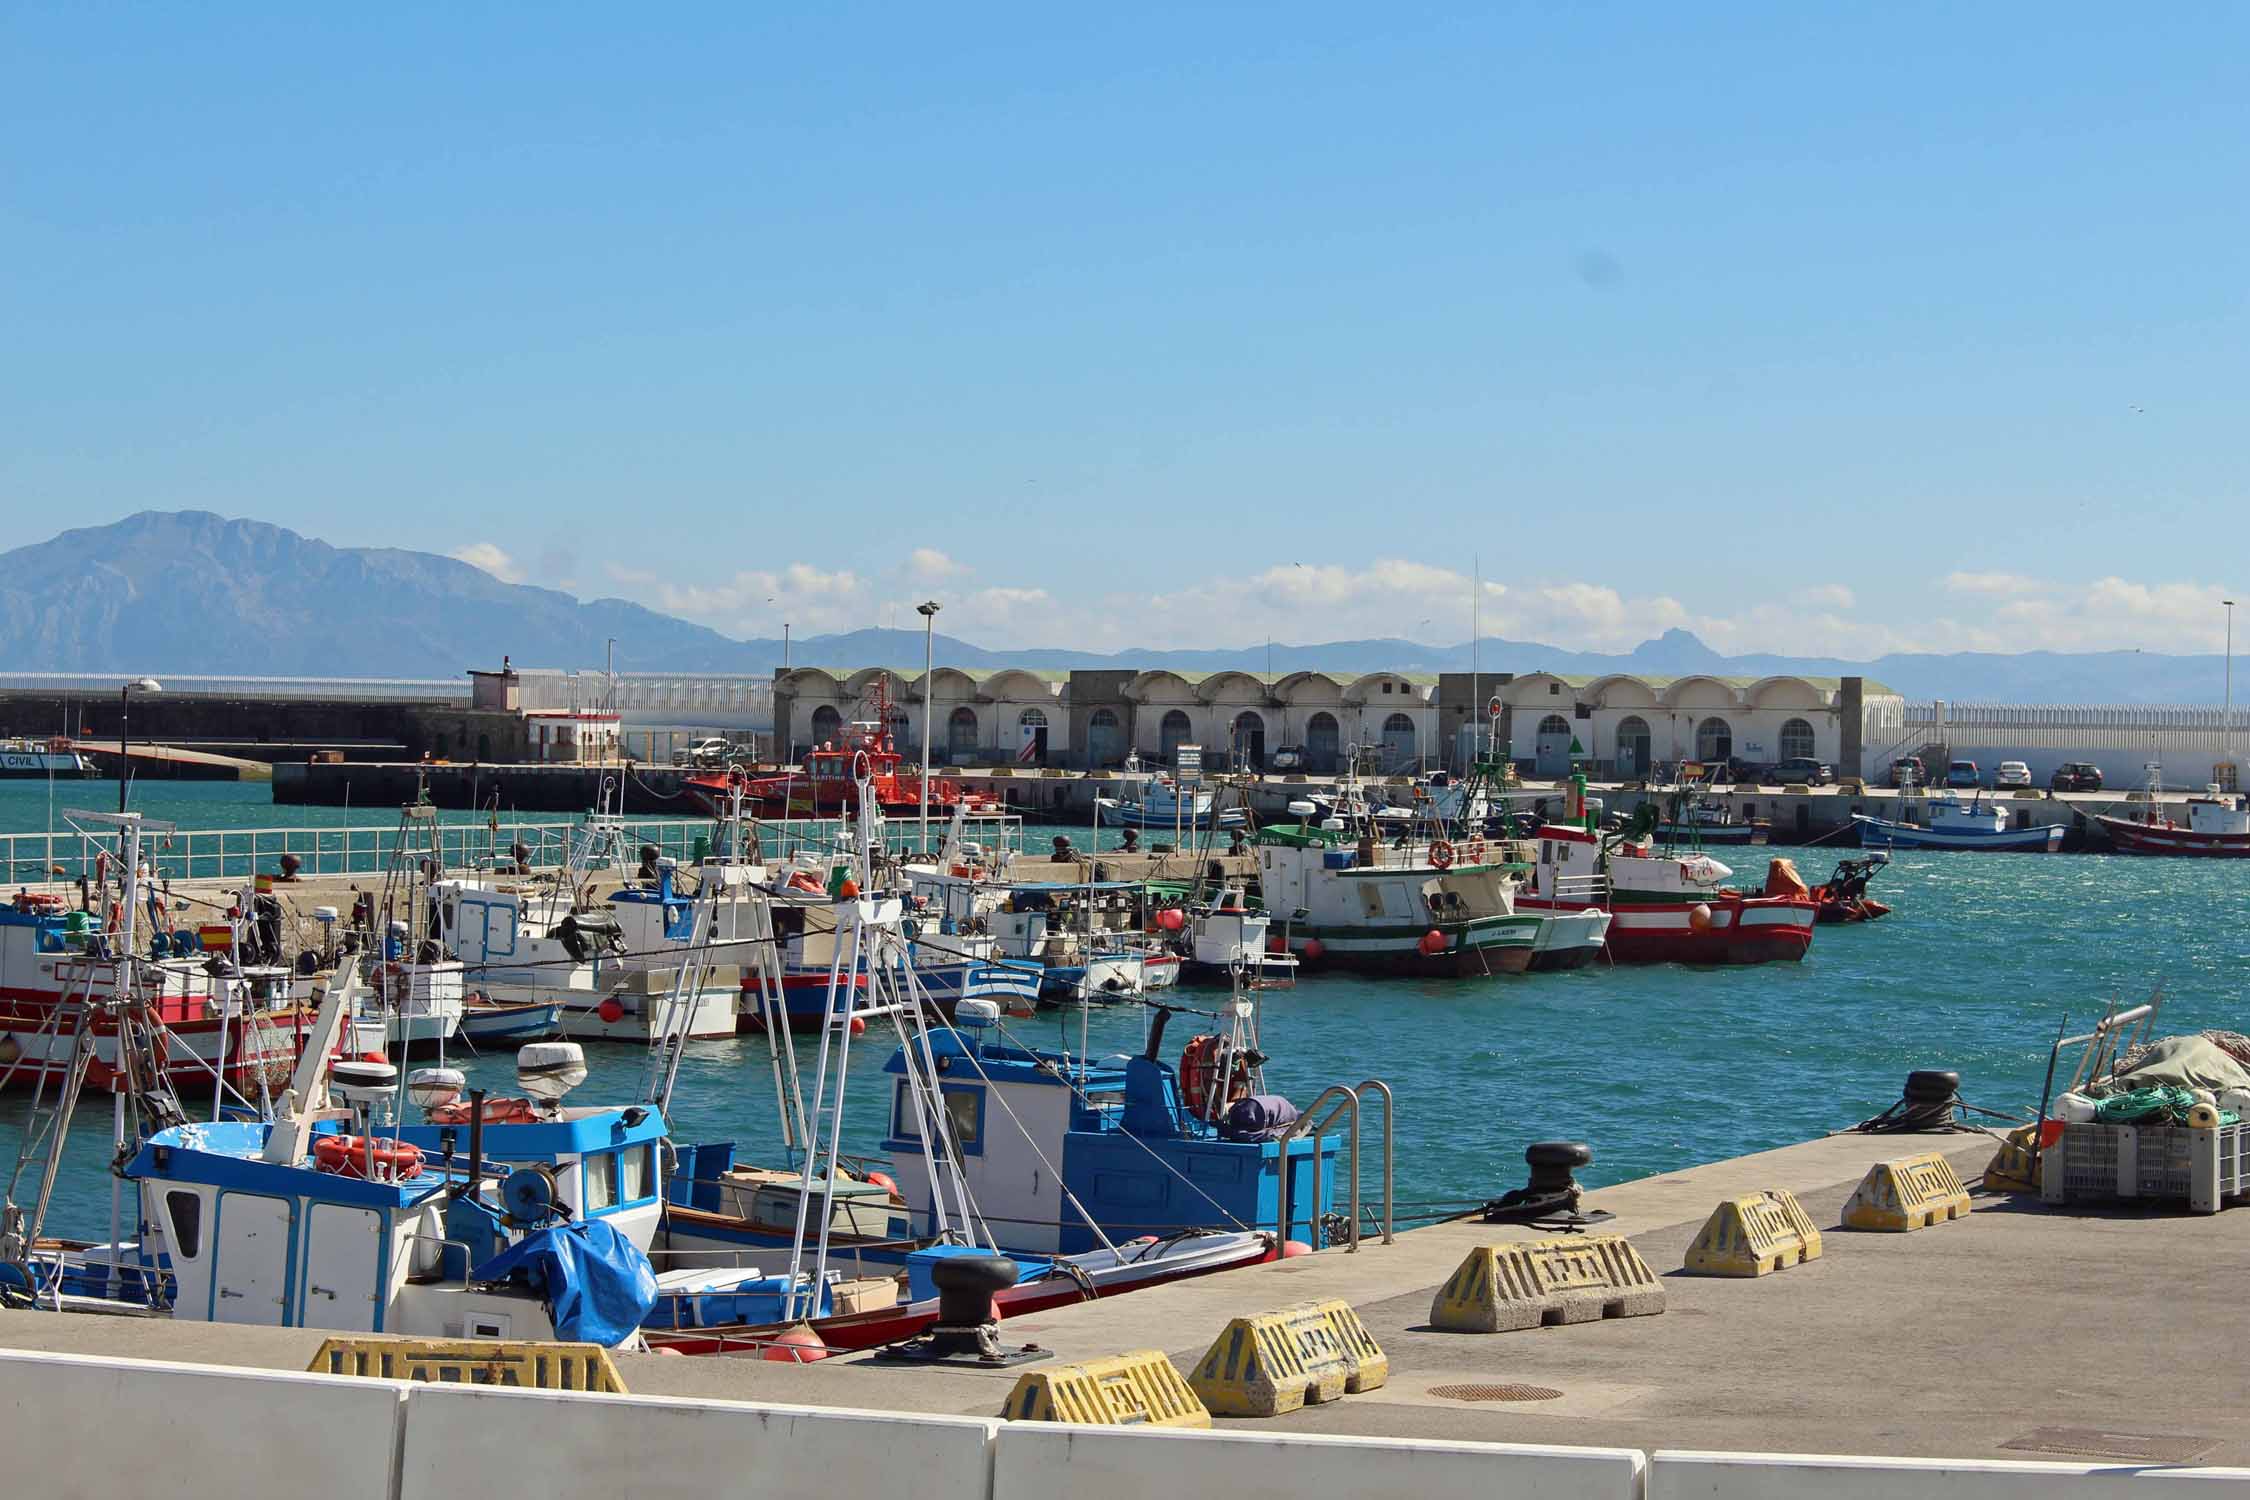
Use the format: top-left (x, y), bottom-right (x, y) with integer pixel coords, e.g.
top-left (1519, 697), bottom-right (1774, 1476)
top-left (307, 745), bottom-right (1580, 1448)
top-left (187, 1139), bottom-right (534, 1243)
top-left (1272, 1077), bottom-right (1395, 1253)
top-left (0, 812), bottom-right (1029, 887)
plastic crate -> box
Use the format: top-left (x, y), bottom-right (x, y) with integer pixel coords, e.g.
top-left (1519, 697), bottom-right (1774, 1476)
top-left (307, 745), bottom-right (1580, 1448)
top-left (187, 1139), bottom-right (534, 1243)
top-left (2042, 1121), bottom-right (2250, 1214)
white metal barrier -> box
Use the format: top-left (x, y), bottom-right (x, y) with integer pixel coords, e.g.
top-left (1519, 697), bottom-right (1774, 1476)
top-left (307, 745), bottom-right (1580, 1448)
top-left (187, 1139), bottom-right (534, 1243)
top-left (1650, 1451), bottom-right (2250, 1499)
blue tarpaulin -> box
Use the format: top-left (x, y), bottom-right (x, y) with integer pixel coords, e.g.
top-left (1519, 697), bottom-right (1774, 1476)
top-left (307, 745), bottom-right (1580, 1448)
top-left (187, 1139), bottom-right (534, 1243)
top-left (472, 1219), bottom-right (659, 1347)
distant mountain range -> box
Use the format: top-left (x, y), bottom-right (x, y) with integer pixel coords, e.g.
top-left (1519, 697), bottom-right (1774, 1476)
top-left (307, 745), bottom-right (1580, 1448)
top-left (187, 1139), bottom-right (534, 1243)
top-left (0, 511), bottom-right (2234, 703)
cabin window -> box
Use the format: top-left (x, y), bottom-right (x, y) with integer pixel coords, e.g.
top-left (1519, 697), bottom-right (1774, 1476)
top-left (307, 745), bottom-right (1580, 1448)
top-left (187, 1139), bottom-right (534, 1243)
top-left (893, 1082), bottom-right (985, 1153)
top-left (620, 1143), bottom-right (653, 1203)
top-left (583, 1152), bottom-right (617, 1213)
top-left (166, 1191), bottom-right (202, 1259)
top-left (1358, 883), bottom-right (1386, 918)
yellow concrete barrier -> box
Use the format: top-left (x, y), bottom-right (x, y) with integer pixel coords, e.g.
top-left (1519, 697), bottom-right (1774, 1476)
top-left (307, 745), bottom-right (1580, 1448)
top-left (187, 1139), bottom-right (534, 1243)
top-left (308, 1337), bottom-right (626, 1392)
top-left (1842, 1151), bottom-right (1973, 1232)
top-left (1188, 1304), bottom-right (1350, 1417)
top-left (1430, 1234), bottom-right (1665, 1333)
top-left (1683, 1189), bottom-right (1824, 1276)
top-left (1000, 1350), bottom-right (1210, 1428)
top-left (1981, 1124), bottom-right (2040, 1194)
top-left (1304, 1298), bottom-right (1388, 1392)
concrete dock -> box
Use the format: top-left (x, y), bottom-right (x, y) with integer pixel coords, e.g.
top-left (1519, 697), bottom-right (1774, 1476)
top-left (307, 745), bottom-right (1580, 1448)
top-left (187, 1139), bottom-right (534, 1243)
top-left (8, 1127), bottom-right (2243, 1465)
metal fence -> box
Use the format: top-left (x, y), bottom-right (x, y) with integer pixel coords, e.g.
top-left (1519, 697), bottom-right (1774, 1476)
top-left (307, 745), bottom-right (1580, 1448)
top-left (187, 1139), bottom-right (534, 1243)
top-left (1900, 701), bottom-right (2245, 755)
top-left (2, 813), bottom-right (1028, 887)
top-left (0, 672), bottom-right (468, 702)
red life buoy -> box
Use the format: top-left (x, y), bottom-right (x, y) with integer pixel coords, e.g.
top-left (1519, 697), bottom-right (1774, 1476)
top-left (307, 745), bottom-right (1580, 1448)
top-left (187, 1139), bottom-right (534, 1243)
top-left (1429, 840), bottom-right (1456, 870)
top-left (862, 1169), bottom-right (900, 1197)
top-left (1178, 1035), bottom-right (1251, 1122)
top-left (1464, 837), bottom-right (1489, 864)
top-left (314, 1134), bottom-right (424, 1181)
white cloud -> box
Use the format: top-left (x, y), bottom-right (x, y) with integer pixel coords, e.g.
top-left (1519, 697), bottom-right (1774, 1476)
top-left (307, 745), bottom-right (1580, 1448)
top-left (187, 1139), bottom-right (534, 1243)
top-left (1793, 584), bottom-right (1856, 610)
top-left (907, 547), bottom-right (970, 583)
top-left (449, 542), bottom-right (524, 584)
top-left (1943, 571), bottom-right (2044, 597)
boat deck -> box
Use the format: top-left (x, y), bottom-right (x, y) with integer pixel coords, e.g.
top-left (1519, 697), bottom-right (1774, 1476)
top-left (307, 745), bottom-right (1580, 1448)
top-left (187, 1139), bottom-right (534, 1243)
top-left (6, 1126), bottom-right (2245, 1463)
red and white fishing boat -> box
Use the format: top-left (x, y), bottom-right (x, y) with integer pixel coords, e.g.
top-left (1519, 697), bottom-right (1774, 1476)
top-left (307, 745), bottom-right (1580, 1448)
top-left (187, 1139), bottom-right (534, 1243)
top-left (1515, 825), bottom-right (1817, 965)
top-left (685, 678), bottom-right (996, 819)
top-left (2095, 780), bottom-right (2250, 857)
top-left (0, 815), bottom-right (318, 1094)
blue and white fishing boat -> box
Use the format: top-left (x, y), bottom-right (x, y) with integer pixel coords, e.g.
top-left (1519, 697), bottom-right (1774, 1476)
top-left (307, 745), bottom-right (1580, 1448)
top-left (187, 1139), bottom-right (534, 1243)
top-left (1096, 776), bottom-right (1245, 831)
top-left (1853, 793), bottom-right (2065, 852)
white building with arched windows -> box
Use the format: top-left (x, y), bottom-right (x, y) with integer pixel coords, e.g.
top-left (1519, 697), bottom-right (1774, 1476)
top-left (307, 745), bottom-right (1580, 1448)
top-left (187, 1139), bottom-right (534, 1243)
top-left (767, 664), bottom-right (1897, 778)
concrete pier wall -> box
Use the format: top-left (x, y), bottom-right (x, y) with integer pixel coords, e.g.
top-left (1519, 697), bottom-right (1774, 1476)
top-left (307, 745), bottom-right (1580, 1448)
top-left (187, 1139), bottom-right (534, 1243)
top-left (4, 1347), bottom-right (2244, 1500)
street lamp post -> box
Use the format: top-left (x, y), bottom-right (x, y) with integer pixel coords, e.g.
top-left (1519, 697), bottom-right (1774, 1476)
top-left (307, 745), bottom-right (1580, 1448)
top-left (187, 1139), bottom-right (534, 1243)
top-left (118, 677), bottom-right (162, 813)
top-left (2226, 599), bottom-right (2237, 784)
top-left (916, 601), bottom-right (941, 853)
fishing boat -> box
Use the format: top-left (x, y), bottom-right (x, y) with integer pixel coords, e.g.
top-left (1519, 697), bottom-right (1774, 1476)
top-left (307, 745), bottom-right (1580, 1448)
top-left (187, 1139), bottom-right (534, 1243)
top-left (2093, 767), bottom-right (2250, 857)
top-left (1655, 797), bottom-right (1768, 845)
top-left (1811, 853), bottom-right (1892, 923)
top-left (1854, 793), bottom-right (2065, 852)
top-left (1096, 777), bottom-right (1244, 831)
top-left (684, 677), bottom-right (994, 820)
top-left (459, 995), bottom-right (563, 1043)
top-left (0, 817), bottom-right (312, 1094)
top-left (1514, 779), bottom-right (1817, 965)
top-left (0, 737), bottom-right (93, 779)
top-left (1254, 812), bottom-right (1607, 976)
top-left (350, 956), bottom-right (465, 1056)
top-left (1165, 888), bottom-right (1298, 987)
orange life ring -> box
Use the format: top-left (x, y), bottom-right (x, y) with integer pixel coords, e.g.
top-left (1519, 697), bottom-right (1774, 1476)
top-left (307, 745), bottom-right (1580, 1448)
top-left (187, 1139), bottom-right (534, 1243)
top-left (786, 870), bottom-right (822, 894)
top-left (1464, 837), bottom-right (1489, 864)
top-left (1428, 839), bottom-right (1456, 870)
top-left (314, 1134), bottom-right (424, 1180)
top-left (1178, 1034), bottom-right (1252, 1123)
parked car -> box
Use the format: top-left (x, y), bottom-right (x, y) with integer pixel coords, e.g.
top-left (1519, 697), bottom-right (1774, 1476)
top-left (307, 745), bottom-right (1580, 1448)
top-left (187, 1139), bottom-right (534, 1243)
top-left (1887, 756), bottom-right (1927, 788)
top-left (1945, 759), bottom-right (1982, 788)
top-left (1770, 756), bottom-right (1833, 786)
top-left (674, 736), bottom-right (734, 768)
top-left (2050, 761), bottom-right (2105, 792)
top-left (1994, 760), bottom-right (2033, 788)
top-left (1267, 743), bottom-right (1309, 772)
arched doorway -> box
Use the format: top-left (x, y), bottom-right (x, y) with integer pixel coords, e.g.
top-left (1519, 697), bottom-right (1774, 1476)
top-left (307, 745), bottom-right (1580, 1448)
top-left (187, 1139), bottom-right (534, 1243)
top-left (1305, 711), bottom-right (1340, 773)
top-left (1017, 707), bottom-right (1048, 764)
top-left (1695, 716), bottom-right (1733, 764)
top-left (947, 706), bottom-right (979, 762)
top-left (809, 705), bottom-right (843, 751)
top-left (1534, 714), bottom-right (1575, 777)
top-left (1381, 713), bottom-right (1416, 771)
top-left (1086, 707), bottom-right (1124, 768)
top-left (1779, 717), bottom-right (1816, 761)
top-left (1615, 715), bottom-right (1652, 779)
top-left (1231, 711), bottom-right (1266, 770)
top-left (1158, 708), bottom-right (1192, 762)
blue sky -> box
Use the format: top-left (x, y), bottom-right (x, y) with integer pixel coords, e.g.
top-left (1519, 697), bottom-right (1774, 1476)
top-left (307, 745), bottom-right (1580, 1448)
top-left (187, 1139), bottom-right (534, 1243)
top-left (4, 5), bottom-right (2244, 655)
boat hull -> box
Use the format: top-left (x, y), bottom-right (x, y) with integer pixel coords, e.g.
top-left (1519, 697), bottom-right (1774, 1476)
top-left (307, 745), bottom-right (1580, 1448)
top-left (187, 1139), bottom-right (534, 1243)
top-left (459, 1000), bottom-right (564, 1043)
top-left (2093, 815), bottom-right (2250, 857)
top-left (1523, 909), bottom-right (1612, 972)
top-left (1287, 919), bottom-right (1540, 977)
top-left (1519, 896), bottom-right (1815, 965)
top-left (1856, 816), bottom-right (2064, 852)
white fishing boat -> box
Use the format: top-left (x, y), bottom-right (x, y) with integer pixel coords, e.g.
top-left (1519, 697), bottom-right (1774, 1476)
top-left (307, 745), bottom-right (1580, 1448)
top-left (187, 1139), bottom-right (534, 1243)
top-left (1854, 793), bottom-right (2065, 852)
top-left (0, 737), bottom-right (94, 779)
top-left (1096, 775), bottom-right (1244, 831)
top-left (349, 957), bottom-right (465, 1056)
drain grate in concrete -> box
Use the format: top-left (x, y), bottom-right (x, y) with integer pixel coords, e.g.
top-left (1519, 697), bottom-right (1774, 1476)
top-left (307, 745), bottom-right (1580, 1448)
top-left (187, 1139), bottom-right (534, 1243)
top-left (1428, 1382), bottom-right (1564, 1403)
top-left (2001, 1428), bottom-right (2217, 1463)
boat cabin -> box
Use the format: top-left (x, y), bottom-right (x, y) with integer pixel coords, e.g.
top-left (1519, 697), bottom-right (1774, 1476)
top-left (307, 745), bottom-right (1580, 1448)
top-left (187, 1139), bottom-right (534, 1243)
top-left (878, 1009), bottom-right (1337, 1255)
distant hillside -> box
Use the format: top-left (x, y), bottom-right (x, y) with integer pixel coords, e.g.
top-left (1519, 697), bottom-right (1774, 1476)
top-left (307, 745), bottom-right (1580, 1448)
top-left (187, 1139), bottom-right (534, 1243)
top-left (0, 512), bottom-right (2234, 702)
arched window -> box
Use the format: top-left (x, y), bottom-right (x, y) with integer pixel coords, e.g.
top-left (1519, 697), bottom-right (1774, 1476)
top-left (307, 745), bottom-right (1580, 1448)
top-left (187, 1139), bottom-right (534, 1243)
top-left (1089, 708), bottom-right (1119, 728)
top-left (888, 709), bottom-right (911, 746)
top-left (1380, 712), bottom-right (1416, 771)
top-left (810, 705), bottom-right (843, 746)
top-left (1305, 711), bottom-right (1340, 772)
top-left (1695, 716), bottom-right (1733, 763)
top-left (1615, 715), bottom-right (1652, 778)
top-left (1018, 708), bottom-right (1047, 727)
top-left (1231, 710), bottom-right (1266, 768)
top-left (1537, 714), bottom-right (1570, 737)
top-left (1779, 717), bottom-right (1816, 760)
top-left (946, 706), bottom-right (979, 760)
top-left (1158, 709), bottom-right (1192, 759)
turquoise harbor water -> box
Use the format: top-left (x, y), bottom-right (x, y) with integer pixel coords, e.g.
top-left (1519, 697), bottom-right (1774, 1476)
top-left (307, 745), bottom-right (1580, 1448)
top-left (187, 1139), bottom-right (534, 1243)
top-left (4, 781), bottom-right (2246, 1239)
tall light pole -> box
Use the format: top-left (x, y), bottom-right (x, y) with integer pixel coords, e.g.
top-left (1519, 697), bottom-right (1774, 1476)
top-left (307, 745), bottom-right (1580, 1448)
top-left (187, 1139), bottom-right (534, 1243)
top-left (2226, 599), bottom-right (2237, 785)
top-left (916, 600), bottom-right (941, 853)
top-left (783, 622), bottom-right (791, 671)
top-left (118, 677), bottom-right (162, 813)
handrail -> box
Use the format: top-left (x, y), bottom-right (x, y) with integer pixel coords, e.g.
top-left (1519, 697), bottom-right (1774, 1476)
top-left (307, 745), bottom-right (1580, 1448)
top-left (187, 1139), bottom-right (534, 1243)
top-left (1274, 1084), bottom-right (1360, 1252)
top-left (1351, 1078), bottom-right (1395, 1245)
